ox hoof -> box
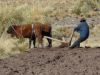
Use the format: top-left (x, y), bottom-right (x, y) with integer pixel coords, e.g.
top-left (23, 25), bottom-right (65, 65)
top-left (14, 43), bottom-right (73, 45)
top-left (45, 45), bottom-right (52, 48)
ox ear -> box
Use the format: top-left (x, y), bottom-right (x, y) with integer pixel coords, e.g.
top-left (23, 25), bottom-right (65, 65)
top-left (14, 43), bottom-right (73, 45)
top-left (12, 25), bottom-right (15, 27)
top-left (11, 25), bottom-right (17, 29)
top-left (7, 25), bottom-right (16, 33)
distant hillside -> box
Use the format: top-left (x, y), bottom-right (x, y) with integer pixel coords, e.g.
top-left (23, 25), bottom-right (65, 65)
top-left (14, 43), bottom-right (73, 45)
top-left (0, 0), bottom-right (99, 17)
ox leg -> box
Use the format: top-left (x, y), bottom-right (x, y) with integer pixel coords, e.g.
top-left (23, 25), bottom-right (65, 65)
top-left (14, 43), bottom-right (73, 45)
top-left (37, 36), bottom-right (44, 48)
top-left (35, 30), bottom-right (44, 48)
top-left (29, 38), bottom-right (32, 48)
top-left (33, 38), bottom-right (36, 48)
top-left (47, 34), bottom-right (52, 47)
top-left (47, 38), bottom-right (52, 47)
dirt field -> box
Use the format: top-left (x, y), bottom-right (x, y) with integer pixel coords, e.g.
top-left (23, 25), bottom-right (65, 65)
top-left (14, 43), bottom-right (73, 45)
top-left (0, 47), bottom-right (100, 75)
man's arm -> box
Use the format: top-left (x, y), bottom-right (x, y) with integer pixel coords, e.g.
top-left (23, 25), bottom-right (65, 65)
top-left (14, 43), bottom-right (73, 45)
top-left (74, 24), bottom-right (80, 32)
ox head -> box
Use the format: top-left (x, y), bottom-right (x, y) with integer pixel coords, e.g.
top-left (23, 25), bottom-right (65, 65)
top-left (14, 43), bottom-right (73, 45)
top-left (7, 25), bottom-right (16, 37)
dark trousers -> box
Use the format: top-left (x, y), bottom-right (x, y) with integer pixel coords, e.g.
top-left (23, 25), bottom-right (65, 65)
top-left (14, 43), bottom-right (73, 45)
top-left (70, 36), bottom-right (88, 48)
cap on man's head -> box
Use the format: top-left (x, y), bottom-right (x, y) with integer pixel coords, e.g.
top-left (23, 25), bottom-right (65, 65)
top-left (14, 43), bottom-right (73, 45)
top-left (80, 18), bottom-right (86, 22)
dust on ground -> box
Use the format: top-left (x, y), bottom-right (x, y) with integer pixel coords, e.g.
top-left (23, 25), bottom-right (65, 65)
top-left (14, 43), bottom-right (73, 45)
top-left (0, 47), bottom-right (100, 75)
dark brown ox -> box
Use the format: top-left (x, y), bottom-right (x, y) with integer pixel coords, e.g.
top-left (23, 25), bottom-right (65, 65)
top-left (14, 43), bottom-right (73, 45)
top-left (7, 23), bottom-right (52, 48)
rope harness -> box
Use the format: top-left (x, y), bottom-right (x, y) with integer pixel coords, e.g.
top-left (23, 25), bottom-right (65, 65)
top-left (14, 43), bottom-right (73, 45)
top-left (11, 24), bottom-right (35, 39)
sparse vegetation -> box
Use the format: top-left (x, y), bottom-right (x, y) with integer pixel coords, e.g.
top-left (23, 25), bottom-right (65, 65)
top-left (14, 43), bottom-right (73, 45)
top-left (71, 0), bottom-right (100, 16)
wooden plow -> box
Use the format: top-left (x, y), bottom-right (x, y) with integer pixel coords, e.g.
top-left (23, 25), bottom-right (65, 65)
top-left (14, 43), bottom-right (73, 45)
top-left (44, 36), bottom-right (69, 48)
top-left (44, 30), bottom-right (74, 48)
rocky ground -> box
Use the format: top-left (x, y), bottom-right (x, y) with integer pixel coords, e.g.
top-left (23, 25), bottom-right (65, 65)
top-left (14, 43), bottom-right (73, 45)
top-left (52, 16), bottom-right (100, 27)
top-left (0, 48), bottom-right (100, 75)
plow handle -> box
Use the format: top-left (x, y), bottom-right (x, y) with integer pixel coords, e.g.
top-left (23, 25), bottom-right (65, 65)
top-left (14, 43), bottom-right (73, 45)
top-left (69, 30), bottom-right (74, 46)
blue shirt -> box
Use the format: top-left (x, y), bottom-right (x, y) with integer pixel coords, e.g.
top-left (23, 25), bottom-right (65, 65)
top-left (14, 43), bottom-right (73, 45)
top-left (74, 21), bottom-right (89, 38)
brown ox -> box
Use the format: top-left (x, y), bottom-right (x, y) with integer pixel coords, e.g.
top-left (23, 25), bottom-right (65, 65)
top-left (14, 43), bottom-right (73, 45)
top-left (7, 23), bottom-right (52, 48)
